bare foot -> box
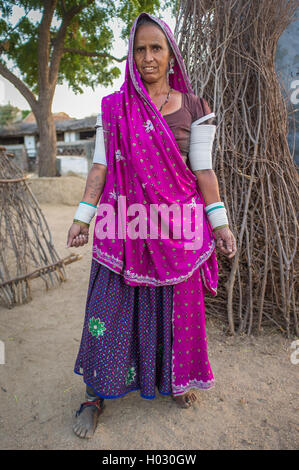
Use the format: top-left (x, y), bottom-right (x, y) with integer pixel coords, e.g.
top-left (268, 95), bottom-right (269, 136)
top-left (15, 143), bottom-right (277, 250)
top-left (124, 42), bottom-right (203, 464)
top-left (172, 392), bottom-right (197, 408)
top-left (72, 399), bottom-right (105, 439)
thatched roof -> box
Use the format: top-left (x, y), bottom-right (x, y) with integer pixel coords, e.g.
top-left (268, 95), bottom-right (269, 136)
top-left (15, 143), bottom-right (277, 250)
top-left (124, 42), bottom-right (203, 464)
top-left (0, 114), bottom-right (98, 137)
top-left (23, 111), bottom-right (73, 123)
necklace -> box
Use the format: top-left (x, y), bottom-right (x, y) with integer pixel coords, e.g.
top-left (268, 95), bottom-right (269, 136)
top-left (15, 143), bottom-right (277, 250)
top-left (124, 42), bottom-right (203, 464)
top-left (158, 87), bottom-right (172, 112)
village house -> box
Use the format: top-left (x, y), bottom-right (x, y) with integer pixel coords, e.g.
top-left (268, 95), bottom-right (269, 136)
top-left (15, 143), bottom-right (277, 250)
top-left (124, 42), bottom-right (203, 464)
top-left (0, 111), bottom-right (98, 175)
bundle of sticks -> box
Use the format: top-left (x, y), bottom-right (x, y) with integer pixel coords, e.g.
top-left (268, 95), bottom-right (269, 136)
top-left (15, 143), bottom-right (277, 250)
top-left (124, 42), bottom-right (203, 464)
top-left (0, 147), bottom-right (80, 308)
top-left (175, 0), bottom-right (299, 336)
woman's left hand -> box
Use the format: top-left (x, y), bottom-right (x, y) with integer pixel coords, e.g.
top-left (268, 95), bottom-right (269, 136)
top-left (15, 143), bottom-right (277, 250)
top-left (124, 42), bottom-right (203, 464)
top-left (213, 226), bottom-right (237, 259)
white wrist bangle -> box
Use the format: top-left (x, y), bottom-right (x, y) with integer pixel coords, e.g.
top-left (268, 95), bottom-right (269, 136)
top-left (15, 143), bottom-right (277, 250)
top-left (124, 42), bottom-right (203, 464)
top-left (205, 202), bottom-right (229, 230)
top-left (74, 201), bottom-right (97, 225)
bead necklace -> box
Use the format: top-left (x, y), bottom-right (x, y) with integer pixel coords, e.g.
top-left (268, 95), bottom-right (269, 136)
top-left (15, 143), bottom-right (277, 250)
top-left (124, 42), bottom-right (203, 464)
top-left (159, 87), bottom-right (173, 112)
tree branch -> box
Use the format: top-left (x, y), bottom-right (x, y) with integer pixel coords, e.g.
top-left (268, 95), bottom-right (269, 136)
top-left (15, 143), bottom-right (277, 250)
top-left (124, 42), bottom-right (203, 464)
top-left (60, 0), bottom-right (66, 15)
top-left (0, 9), bottom-right (31, 44)
top-left (38, 0), bottom-right (57, 91)
top-left (0, 62), bottom-right (38, 112)
top-left (62, 47), bottom-right (127, 62)
top-left (49, 0), bottom-right (95, 86)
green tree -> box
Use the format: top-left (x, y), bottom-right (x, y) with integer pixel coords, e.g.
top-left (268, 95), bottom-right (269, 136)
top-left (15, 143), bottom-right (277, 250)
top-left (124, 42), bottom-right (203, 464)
top-left (21, 109), bottom-right (31, 120)
top-left (0, 0), bottom-right (170, 176)
top-left (0, 102), bottom-right (19, 125)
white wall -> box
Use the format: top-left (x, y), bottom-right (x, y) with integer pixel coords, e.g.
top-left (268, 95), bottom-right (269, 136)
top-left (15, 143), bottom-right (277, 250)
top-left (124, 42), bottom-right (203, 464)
top-left (64, 131), bottom-right (79, 143)
top-left (24, 134), bottom-right (36, 157)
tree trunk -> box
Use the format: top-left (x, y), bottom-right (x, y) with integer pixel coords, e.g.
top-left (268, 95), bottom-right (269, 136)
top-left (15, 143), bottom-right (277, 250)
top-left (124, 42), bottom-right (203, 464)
top-left (36, 107), bottom-right (57, 177)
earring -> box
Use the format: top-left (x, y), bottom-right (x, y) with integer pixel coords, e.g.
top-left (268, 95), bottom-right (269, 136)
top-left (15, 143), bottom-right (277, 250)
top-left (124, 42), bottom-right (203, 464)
top-left (169, 58), bottom-right (175, 74)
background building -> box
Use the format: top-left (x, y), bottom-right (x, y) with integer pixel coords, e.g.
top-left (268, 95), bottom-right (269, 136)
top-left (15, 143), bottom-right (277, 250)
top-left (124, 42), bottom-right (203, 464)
top-left (0, 112), bottom-right (98, 175)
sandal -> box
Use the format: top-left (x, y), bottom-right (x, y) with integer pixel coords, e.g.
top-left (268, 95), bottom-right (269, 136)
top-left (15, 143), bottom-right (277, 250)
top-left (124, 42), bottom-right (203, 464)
top-left (172, 392), bottom-right (197, 409)
top-left (72, 398), bottom-right (105, 439)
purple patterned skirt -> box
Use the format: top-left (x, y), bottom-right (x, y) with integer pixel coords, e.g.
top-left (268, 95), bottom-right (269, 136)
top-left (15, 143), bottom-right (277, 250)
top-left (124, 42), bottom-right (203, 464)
top-left (74, 259), bottom-right (174, 399)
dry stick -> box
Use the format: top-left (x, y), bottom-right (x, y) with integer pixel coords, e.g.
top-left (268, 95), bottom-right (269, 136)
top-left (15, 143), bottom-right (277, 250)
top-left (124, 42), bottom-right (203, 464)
top-left (177, 0), bottom-right (299, 335)
top-left (277, 176), bottom-right (293, 333)
top-left (16, 187), bottom-right (51, 289)
top-left (258, 309), bottom-right (287, 334)
top-left (0, 253), bottom-right (81, 288)
top-left (24, 198), bottom-right (56, 286)
top-left (26, 182), bottom-right (66, 280)
top-left (292, 289), bottom-right (299, 337)
top-left (245, 224), bottom-right (253, 335)
top-left (13, 188), bottom-right (38, 301)
top-left (245, 202), bottom-right (258, 334)
top-left (0, 281), bottom-right (14, 306)
top-left (257, 179), bottom-right (269, 333)
top-left (23, 188), bottom-right (58, 287)
top-left (0, 175), bottom-right (30, 183)
top-left (236, 264), bottom-right (243, 331)
top-left (227, 71), bottom-right (262, 334)
top-left (0, 150), bottom-right (67, 307)
top-left (266, 173), bottom-right (289, 336)
top-left (247, 209), bottom-right (255, 336)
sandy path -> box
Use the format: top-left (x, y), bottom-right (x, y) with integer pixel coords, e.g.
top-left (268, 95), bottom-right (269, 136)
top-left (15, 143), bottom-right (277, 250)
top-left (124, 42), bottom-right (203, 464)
top-left (0, 203), bottom-right (298, 450)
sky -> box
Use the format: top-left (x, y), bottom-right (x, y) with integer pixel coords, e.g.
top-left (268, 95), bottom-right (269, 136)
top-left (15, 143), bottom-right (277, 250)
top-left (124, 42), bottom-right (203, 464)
top-left (0, 5), bottom-right (175, 120)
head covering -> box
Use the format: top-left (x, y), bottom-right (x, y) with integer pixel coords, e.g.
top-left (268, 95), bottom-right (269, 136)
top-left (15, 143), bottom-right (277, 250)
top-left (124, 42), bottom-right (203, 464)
top-left (92, 12), bottom-right (218, 293)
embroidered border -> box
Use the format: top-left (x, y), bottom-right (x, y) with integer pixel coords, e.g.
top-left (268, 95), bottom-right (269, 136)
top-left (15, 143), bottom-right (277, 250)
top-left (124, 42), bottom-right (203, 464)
top-left (92, 239), bottom-right (215, 287)
top-left (93, 246), bottom-right (124, 270)
top-left (172, 378), bottom-right (216, 395)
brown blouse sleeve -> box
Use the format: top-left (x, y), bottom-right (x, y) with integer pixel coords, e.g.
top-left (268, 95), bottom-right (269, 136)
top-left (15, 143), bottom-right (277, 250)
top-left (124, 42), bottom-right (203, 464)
top-left (191, 95), bottom-right (215, 124)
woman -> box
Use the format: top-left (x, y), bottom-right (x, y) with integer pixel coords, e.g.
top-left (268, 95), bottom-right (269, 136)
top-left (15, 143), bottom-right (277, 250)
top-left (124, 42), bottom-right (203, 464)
top-left (67, 12), bottom-right (237, 439)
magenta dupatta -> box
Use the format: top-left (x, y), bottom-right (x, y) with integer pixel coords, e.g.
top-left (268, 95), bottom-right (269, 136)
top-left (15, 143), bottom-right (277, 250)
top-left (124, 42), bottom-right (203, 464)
top-left (92, 12), bottom-right (219, 395)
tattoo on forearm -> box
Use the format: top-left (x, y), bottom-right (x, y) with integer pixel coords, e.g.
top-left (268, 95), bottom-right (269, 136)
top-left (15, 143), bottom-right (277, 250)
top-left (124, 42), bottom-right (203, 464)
top-left (85, 175), bottom-right (105, 200)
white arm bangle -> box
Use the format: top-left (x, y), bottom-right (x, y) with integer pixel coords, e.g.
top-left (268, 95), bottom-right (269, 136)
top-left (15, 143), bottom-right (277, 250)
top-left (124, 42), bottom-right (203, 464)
top-left (93, 114), bottom-right (107, 166)
top-left (204, 202), bottom-right (229, 230)
top-left (189, 122), bottom-right (216, 171)
top-left (192, 113), bottom-right (215, 125)
top-left (74, 201), bottom-right (97, 225)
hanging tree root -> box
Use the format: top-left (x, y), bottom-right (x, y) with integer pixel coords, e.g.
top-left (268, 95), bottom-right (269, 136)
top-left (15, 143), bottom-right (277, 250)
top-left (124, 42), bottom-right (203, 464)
top-left (175, 0), bottom-right (299, 336)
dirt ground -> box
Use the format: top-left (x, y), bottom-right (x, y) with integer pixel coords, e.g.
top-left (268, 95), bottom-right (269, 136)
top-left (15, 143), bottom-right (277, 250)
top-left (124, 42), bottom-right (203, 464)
top-left (0, 203), bottom-right (298, 450)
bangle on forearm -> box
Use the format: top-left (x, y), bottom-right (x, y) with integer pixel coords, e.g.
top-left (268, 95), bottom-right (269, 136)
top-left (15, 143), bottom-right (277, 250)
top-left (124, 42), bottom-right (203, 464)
top-left (189, 120), bottom-right (216, 171)
top-left (74, 201), bottom-right (97, 225)
top-left (213, 224), bottom-right (229, 231)
top-left (205, 201), bottom-right (229, 230)
top-left (73, 219), bottom-right (90, 228)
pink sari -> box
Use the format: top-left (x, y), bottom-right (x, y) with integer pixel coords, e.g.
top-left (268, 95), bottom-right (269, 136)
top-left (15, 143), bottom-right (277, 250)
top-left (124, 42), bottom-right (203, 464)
top-left (92, 12), bottom-right (219, 395)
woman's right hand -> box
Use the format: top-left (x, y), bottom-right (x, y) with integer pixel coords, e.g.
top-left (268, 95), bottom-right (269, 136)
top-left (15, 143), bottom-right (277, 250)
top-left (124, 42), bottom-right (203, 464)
top-left (66, 223), bottom-right (89, 248)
